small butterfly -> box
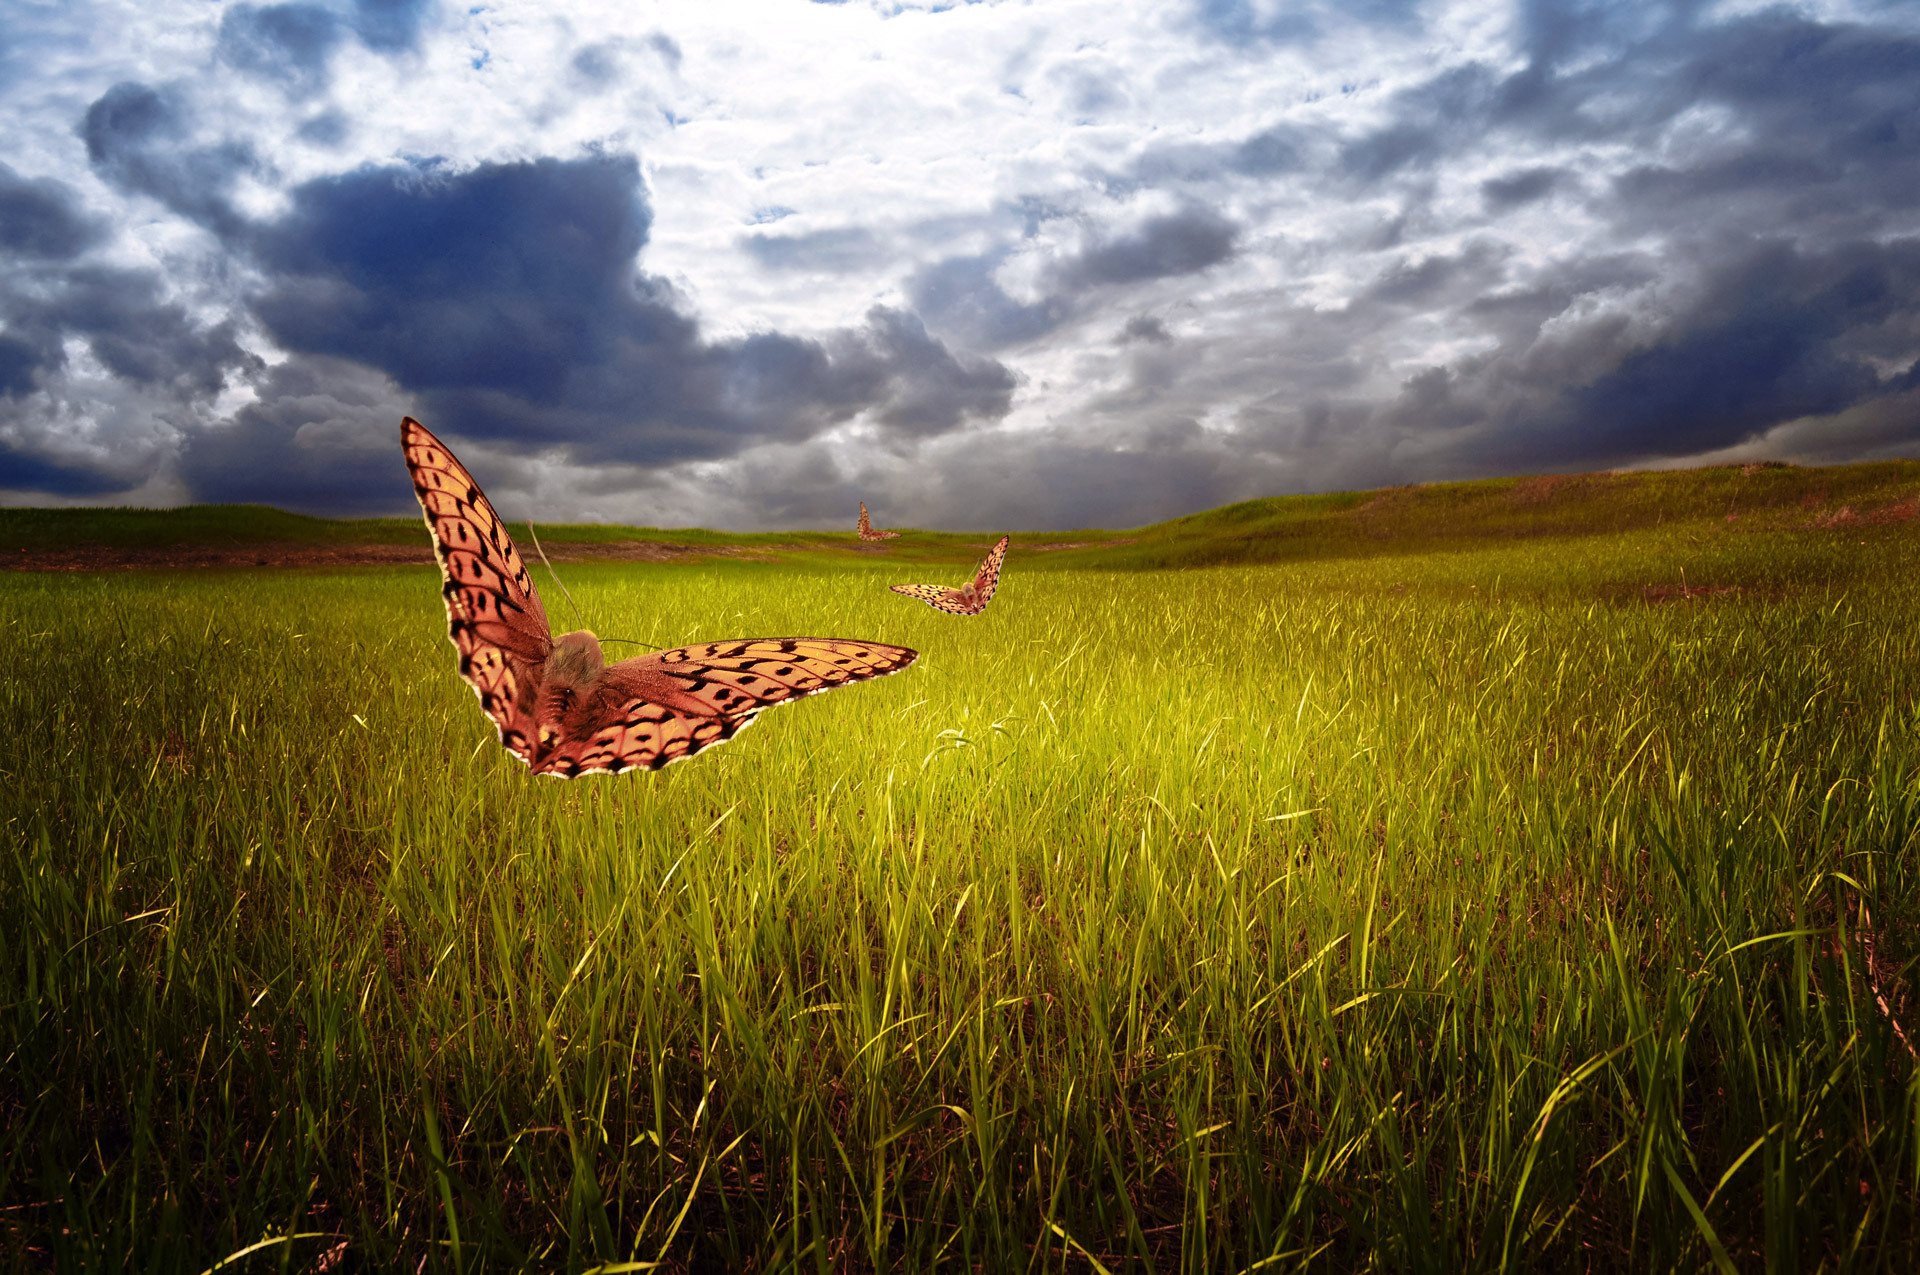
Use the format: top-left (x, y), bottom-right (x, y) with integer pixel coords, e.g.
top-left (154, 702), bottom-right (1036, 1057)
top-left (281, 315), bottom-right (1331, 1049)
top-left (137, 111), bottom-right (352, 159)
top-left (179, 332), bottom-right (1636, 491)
top-left (889, 535), bottom-right (1010, 616)
top-left (402, 417), bottom-right (917, 776)
top-left (857, 501), bottom-right (901, 541)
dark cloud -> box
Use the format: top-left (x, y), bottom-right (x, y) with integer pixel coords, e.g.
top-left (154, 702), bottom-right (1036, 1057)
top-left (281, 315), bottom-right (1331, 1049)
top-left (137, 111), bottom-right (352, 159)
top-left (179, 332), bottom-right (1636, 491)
top-left (572, 33), bottom-right (682, 85)
top-left (251, 155), bottom-right (670, 402)
top-left (234, 153), bottom-right (1014, 489)
top-left (80, 82), bottom-right (256, 236)
top-left (0, 442), bottom-right (136, 498)
top-left (1120, 315), bottom-right (1171, 344)
top-left (571, 42), bottom-right (623, 85)
top-left (0, 335), bottom-right (40, 397)
top-left (907, 251), bottom-right (1066, 349)
top-left (0, 254), bottom-right (261, 413)
top-left (840, 307), bottom-right (1017, 435)
top-left (15, 0), bottom-right (1920, 528)
top-left (0, 134), bottom-right (258, 450)
top-left (1043, 58), bottom-right (1131, 120)
top-left (3, 265), bottom-right (259, 398)
top-left (1458, 252), bottom-right (1657, 348)
top-left (907, 207), bottom-right (1238, 356)
top-left (645, 32), bottom-right (684, 69)
top-left (175, 356), bottom-right (414, 513)
top-left (1191, 0), bottom-right (1316, 48)
top-left (350, 0), bottom-right (433, 54)
top-left (1360, 240), bottom-right (1506, 308)
top-left (1192, 0), bottom-right (1424, 50)
top-left (1543, 240), bottom-right (1920, 462)
top-left (1480, 165), bottom-right (1563, 210)
top-left (1230, 124), bottom-right (1304, 176)
top-left (216, 4), bottom-right (346, 95)
top-left (1052, 206), bottom-right (1240, 290)
top-left (1364, 237), bottom-right (1920, 476)
top-left (0, 163), bottom-right (104, 260)
top-left (913, 423), bottom-right (1281, 530)
top-left (1337, 123), bottom-right (1439, 183)
top-left (1085, 3), bottom-right (1920, 501)
top-left (1122, 121), bottom-right (1308, 190)
top-left (740, 225), bottom-right (885, 273)
top-left (296, 110), bottom-right (350, 146)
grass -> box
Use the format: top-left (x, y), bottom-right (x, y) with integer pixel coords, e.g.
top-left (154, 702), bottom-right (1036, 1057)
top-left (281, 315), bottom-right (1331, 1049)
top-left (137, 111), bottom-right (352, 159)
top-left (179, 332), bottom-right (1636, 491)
top-left (3, 477), bottom-right (1920, 1270)
top-left (9, 456), bottom-right (1919, 569)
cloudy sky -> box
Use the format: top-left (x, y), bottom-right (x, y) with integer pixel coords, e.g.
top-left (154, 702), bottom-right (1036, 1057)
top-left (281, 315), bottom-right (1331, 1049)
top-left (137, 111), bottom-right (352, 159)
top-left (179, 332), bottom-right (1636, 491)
top-left (2, 0), bottom-right (1918, 530)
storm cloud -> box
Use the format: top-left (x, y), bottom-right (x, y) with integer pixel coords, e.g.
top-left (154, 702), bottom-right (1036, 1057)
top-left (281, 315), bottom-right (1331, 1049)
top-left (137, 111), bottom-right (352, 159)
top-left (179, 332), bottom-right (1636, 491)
top-left (1, 0), bottom-right (1917, 526)
top-left (245, 154), bottom-right (1013, 473)
top-left (80, 82), bottom-right (256, 237)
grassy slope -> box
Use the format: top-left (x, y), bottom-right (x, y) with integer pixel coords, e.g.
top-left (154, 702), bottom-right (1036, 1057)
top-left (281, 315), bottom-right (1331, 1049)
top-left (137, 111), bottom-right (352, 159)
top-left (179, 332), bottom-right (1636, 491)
top-left (4, 468), bottom-right (1920, 1270)
top-left (5, 457), bottom-right (1917, 566)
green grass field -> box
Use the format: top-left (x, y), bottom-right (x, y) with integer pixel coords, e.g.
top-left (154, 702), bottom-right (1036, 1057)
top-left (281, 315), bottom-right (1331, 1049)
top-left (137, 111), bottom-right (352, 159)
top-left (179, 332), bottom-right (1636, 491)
top-left (5, 464), bottom-right (1920, 1270)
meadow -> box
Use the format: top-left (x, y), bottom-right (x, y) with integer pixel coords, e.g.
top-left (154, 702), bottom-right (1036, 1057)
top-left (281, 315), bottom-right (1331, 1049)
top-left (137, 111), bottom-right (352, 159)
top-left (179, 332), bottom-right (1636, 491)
top-left (5, 464), bottom-right (1920, 1271)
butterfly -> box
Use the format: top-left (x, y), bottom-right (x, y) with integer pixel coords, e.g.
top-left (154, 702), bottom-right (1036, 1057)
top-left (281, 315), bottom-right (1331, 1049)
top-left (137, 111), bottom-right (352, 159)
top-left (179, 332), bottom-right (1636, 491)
top-left (857, 501), bottom-right (901, 541)
top-left (889, 535), bottom-right (1010, 616)
top-left (402, 417), bottom-right (918, 776)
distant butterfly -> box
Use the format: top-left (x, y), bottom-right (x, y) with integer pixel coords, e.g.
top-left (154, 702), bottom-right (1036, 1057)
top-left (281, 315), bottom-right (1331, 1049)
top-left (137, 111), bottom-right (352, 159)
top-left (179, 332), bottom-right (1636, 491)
top-left (402, 417), bottom-right (917, 776)
top-left (889, 535), bottom-right (1010, 616)
top-left (857, 501), bottom-right (901, 541)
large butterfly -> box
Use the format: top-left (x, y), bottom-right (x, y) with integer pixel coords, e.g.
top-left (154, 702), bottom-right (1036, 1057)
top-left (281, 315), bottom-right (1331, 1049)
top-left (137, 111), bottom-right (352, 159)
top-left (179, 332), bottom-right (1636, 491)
top-left (889, 535), bottom-right (1010, 616)
top-left (857, 501), bottom-right (900, 541)
top-left (402, 417), bottom-right (918, 776)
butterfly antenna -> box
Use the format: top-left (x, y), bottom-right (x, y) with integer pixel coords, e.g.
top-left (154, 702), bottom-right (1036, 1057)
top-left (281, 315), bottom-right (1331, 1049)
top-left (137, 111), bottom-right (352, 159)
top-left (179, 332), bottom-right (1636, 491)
top-left (525, 520), bottom-right (587, 629)
top-left (601, 636), bottom-right (670, 652)
top-left (526, 521), bottom-right (668, 649)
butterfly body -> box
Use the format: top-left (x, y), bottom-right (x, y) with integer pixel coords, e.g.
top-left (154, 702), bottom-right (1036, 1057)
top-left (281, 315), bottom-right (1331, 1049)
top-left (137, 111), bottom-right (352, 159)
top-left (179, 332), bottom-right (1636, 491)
top-left (403, 417), bottom-right (917, 776)
top-left (889, 535), bottom-right (1010, 616)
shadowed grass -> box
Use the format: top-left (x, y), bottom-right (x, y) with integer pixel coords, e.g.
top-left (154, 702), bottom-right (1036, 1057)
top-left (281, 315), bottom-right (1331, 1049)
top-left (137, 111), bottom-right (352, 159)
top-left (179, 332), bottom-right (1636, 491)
top-left (3, 515), bottom-right (1920, 1270)
top-left (7, 457), bottom-right (1918, 571)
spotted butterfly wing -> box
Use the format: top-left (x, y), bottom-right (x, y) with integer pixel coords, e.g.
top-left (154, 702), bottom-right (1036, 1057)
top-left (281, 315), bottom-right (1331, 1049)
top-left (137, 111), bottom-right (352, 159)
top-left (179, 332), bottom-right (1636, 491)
top-left (404, 416), bottom-right (917, 776)
top-left (857, 501), bottom-right (900, 541)
top-left (968, 534), bottom-right (1009, 601)
top-left (888, 584), bottom-right (960, 610)
top-left (889, 535), bottom-right (1009, 616)
top-left (531, 638), bottom-right (919, 777)
top-left (403, 416), bottom-right (552, 761)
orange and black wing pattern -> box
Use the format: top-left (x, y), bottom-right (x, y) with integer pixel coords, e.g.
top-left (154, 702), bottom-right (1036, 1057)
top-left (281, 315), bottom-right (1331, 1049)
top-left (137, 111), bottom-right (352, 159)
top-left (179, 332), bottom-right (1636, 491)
top-left (967, 535), bottom-right (1009, 606)
top-left (889, 535), bottom-right (1009, 616)
top-left (402, 416), bottom-right (553, 762)
top-left (532, 638), bottom-right (919, 776)
top-left (857, 501), bottom-right (900, 541)
top-left (887, 583), bottom-right (962, 611)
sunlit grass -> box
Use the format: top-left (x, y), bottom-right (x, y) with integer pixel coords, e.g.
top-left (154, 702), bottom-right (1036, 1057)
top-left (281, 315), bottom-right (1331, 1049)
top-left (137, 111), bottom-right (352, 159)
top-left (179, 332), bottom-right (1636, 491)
top-left (4, 519), bottom-right (1920, 1270)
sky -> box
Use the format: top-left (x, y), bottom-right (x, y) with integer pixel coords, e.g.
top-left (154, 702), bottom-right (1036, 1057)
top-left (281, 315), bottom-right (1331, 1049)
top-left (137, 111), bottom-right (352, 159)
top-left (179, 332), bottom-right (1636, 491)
top-left (2, 0), bottom-right (1918, 531)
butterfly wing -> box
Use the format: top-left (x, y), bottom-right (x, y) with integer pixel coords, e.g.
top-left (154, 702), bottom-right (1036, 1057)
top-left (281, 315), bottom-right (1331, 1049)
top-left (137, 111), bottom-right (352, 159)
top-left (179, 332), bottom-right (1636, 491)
top-left (402, 416), bottom-right (553, 763)
top-left (888, 536), bottom-right (1007, 615)
top-left (531, 637), bottom-right (918, 776)
top-left (967, 535), bottom-right (1010, 611)
top-left (888, 582), bottom-right (971, 614)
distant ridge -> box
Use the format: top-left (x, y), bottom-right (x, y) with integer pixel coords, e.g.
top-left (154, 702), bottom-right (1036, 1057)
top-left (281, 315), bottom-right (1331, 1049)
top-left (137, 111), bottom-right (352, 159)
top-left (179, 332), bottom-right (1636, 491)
top-left (4, 458), bottom-right (1916, 571)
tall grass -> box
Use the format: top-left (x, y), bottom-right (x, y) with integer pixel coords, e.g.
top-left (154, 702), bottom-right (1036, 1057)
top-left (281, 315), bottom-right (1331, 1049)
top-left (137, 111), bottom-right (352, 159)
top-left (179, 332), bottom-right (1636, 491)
top-left (4, 520), bottom-right (1920, 1270)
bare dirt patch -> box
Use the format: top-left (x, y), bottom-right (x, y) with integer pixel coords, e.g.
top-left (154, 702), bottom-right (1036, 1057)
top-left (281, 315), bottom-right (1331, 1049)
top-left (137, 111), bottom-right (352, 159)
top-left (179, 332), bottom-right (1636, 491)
top-left (1509, 474), bottom-right (1592, 506)
top-left (1355, 485), bottom-right (1417, 514)
top-left (1808, 497), bottom-right (1919, 530)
